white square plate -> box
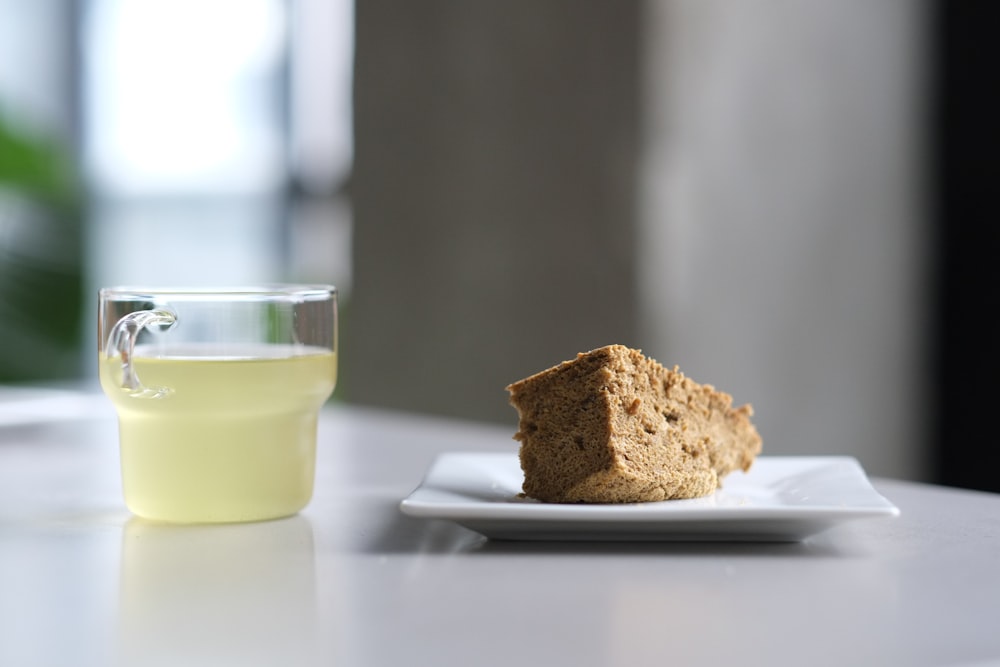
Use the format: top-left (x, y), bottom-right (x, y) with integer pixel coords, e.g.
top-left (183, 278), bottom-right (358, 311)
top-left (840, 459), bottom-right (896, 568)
top-left (399, 453), bottom-right (900, 542)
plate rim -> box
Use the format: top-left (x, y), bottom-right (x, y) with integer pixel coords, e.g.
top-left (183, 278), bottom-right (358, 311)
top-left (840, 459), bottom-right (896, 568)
top-left (399, 452), bottom-right (901, 527)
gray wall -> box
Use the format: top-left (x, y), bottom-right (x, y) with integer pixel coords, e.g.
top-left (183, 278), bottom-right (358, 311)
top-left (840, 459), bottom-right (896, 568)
top-left (638, 0), bottom-right (931, 481)
top-left (344, 0), bottom-right (931, 481)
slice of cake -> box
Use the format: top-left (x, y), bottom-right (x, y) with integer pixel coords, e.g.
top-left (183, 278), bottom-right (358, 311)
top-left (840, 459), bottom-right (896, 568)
top-left (506, 345), bottom-right (762, 503)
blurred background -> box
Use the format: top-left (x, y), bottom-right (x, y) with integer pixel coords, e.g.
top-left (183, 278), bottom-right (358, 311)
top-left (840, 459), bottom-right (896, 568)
top-left (1, 1), bottom-right (995, 491)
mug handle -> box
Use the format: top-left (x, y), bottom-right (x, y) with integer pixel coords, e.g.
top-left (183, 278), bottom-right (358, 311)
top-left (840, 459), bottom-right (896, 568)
top-left (106, 309), bottom-right (177, 397)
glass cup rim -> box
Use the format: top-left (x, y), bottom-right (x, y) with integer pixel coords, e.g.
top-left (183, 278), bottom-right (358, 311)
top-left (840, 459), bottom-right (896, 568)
top-left (99, 284), bottom-right (337, 301)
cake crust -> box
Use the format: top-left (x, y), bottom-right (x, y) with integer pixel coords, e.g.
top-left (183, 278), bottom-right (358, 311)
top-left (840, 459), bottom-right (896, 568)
top-left (506, 345), bottom-right (762, 503)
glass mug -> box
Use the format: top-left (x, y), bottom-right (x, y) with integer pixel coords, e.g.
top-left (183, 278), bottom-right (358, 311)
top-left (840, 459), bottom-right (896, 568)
top-left (98, 285), bottom-right (337, 523)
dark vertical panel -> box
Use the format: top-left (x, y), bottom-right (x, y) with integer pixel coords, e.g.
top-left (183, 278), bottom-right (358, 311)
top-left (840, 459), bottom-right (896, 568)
top-left (346, 1), bottom-right (642, 423)
top-left (933, 2), bottom-right (1000, 491)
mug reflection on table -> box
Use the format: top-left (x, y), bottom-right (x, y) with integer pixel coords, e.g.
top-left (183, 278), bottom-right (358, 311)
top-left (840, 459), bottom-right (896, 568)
top-left (118, 516), bottom-right (319, 664)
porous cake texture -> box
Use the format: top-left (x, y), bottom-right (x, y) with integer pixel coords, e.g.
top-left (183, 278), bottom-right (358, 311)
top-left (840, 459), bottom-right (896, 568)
top-left (506, 345), bottom-right (762, 503)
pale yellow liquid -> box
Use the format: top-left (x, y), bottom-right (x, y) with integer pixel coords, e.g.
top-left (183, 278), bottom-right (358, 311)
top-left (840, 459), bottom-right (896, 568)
top-left (99, 345), bottom-right (337, 523)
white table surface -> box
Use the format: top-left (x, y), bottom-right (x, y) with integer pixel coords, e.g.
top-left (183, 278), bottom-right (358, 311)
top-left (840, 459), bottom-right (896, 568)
top-left (1, 390), bottom-right (999, 667)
